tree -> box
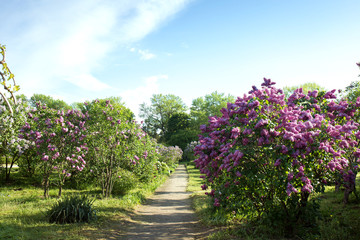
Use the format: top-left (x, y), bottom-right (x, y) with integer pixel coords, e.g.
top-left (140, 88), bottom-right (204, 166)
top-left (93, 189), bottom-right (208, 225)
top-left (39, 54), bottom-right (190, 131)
top-left (139, 94), bottom-right (187, 140)
top-left (342, 62), bottom-right (360, 103)
top-left (283, 82), bottom-right (326, 99)
top-left (0, 44), bottom-right (19, 115)
top-left (30, 94), bottom-right (71, 110)
top-left (190, 91), bottom-right (235, 127)
top-left (164, 112), bottom-right (198, 150)
top-left (0, 99), bottom-right (29, 181)
top-left (15, 94), bottom-right (29, 106)
top-left (0, 44), bottom-right (26, 181)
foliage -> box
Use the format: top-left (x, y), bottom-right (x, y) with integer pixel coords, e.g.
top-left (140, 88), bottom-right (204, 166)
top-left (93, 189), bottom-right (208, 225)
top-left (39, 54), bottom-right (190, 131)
top-left (194, 78), bottom-right (360, 236)
top-left (283, 82), bottom-right (326, 99)
top-left (47, 195), bottom-right (96, 224)
top-left (164, 112), bottom-right (198, 150)
top-left (0, 44), bottom-right (27, 181)
top-left (183, 141), bottom-right (200, 162)
top-left (139, 94), bottom-right (188, 140)
top-left (343, 81), bottom-right (360, 103)
top-left (112, 168), bottom-right (139, 195)
top-left (0, 99), bottom-right (30, 181)
top-left (158, 145), bottom-right (183, 169)
top-left (191, 91), bottom-right (235, 127)
top-left (30, 93), bottom-right (72, 110)
top-left (0, 44), bottom-right (20, 115)
top-left (188, 161), bottom-right (360, 240)
top-left (20, 103), bottom-right (88, 198)
top-left (84, 98), bottom-right (159, 197)
top-left (341, 62), bottom-right (360, 103)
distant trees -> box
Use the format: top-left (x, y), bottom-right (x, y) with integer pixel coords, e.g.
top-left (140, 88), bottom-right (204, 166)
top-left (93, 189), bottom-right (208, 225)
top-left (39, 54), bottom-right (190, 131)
top-left (191, 91), bottom-right (235, 127)
top-left (283, 82), bottom-right (326, 99)
top-left (164, 113), bottom-right (198, 150)
top-left (139, 94), bottom-right (187, 140)
top-left (342, 62), bottom-right (360, 103)
top-left (139, 91), bottom-right (235, 151)
top-left (30, 94), bottom-right (71, 110)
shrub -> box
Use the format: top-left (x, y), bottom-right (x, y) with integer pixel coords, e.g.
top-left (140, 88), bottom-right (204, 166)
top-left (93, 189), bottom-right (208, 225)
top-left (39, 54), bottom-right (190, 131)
top-left (112, 168), bottom-right (139, 195)
top-left (183, 141), bottom-right (199, 162)
top-left (158, 145), bottom-right (183, 168)
top-left (155, 161), bottom-right (171, 175)
top-left (47, 195), bottom-right (96, 224)
top-left (194, 78), bottom-right (360, 236)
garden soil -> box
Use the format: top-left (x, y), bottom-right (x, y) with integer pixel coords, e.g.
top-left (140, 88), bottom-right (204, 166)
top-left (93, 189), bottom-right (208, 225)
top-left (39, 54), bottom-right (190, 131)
top-left (117, 164), bottom-right (213, 240)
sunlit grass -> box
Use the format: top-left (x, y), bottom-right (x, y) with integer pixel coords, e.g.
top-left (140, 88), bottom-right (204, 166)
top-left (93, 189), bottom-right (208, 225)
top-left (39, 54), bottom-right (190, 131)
top-left (186, 163), bottom-right (233, 228)
top-left (0, 171), bottom-right (168, 240)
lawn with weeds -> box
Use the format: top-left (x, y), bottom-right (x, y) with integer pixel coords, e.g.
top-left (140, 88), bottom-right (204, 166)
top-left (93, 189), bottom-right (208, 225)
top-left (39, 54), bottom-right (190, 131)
top-left (186, 162), bottom-right (360, 240)
top-left (0, 170), bottom-right (168, 240)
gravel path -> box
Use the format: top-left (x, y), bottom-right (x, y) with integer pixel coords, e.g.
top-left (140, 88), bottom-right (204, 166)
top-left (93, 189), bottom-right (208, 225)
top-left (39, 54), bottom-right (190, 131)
top-left (121, 164), bottom-right (209, 240)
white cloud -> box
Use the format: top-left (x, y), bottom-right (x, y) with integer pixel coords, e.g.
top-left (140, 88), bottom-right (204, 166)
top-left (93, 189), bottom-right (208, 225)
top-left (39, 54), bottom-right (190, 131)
top-left (1, 0), bottom-right (193, 95)
top-left (138, 49), bottom-right (156, 60)
top-left (129, 47), bottom-right (156, 60)
top-left (120, 75), bottom-right (168, 119)
top-left (118, 0), bottom-right (193, 42)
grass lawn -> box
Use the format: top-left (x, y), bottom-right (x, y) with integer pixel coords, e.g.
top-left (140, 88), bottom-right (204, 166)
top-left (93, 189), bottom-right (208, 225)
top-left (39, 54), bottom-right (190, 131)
top-left (186, 162), bottom-right (360, 240)
top-left (0, 170), bottom-right (169, 240)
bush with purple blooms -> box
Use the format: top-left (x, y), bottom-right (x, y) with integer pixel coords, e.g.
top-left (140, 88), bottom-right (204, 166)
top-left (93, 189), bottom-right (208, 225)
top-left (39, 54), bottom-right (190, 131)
top-left (82, 98), bottom-right (160, 197)
top-left (194, 78), bottom-right (360, 235)
top-left (20, 103), bottom-right (88, 198)
top-left (158, 145), bottom-right (183, 170)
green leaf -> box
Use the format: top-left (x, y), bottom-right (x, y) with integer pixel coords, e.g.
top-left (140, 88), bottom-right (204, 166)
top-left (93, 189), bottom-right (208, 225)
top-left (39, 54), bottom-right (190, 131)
top-left (13, 85), bottom-right (20, 92)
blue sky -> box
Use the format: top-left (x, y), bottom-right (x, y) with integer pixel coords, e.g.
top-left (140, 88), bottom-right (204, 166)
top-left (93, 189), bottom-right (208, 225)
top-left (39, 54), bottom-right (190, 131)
top-left (1, 0), bottom-right (360, 119)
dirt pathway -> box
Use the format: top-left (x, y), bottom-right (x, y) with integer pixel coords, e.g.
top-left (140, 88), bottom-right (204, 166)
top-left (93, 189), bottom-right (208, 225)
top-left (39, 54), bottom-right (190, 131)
top-left (120, 164), bottom-right (210, 240)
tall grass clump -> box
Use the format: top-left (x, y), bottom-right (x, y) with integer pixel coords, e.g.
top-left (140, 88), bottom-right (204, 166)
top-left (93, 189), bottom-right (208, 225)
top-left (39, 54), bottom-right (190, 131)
top-left (47, 195), bottom-right (96, 224)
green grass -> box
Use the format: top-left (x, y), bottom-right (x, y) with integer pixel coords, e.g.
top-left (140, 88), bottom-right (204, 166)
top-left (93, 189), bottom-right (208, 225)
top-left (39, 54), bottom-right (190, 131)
top-left (0, 171), bottom-right (168, 240)
top-left (186, 162), bottom-right (360, 240)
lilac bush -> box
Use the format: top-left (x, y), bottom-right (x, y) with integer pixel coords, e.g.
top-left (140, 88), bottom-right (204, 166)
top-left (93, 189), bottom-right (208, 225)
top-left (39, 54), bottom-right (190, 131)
top-left (158, 145), bottom-right (183, 169)
top-left (84, 99), bottom-right (160, 197)
top-left (20, 102), bottom-right (88, 198)
top-left (194, 78), bottom-right (360, 232)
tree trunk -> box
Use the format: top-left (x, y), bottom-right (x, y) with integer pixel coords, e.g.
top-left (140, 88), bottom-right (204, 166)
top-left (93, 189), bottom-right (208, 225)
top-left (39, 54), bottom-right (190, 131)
top-left (43, 177), bottom-right (50, 198)
top-left (343, 182), bottom-right (355, 204)
top-left (5, 156), bottom-right (10, 181)
top-left (335, 181), bottom-right (341, 192)
top-left (5, 155), bottom-right (15, 182)
top-left (58, 185), bottom-right (62, 198)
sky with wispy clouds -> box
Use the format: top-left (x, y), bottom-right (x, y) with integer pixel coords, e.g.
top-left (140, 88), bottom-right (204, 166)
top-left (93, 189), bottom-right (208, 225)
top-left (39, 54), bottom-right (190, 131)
top-left (1, 0), bottom-right (360, 119)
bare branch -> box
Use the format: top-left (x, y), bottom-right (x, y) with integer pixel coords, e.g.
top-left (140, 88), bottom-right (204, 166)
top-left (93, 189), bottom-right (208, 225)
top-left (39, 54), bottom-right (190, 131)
top-left (0, 45), bottom-right (17, 105)
top-left (0, 91), bottom-right (13, 115)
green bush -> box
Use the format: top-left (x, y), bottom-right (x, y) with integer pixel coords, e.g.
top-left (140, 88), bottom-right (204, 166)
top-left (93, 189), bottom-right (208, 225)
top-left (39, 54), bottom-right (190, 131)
top-left (155, 161), bottom-right (170, 175)
top-left (112, 168), bottom-right (139, 195)
top-left (47, 195), bottom-right (96, 224)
